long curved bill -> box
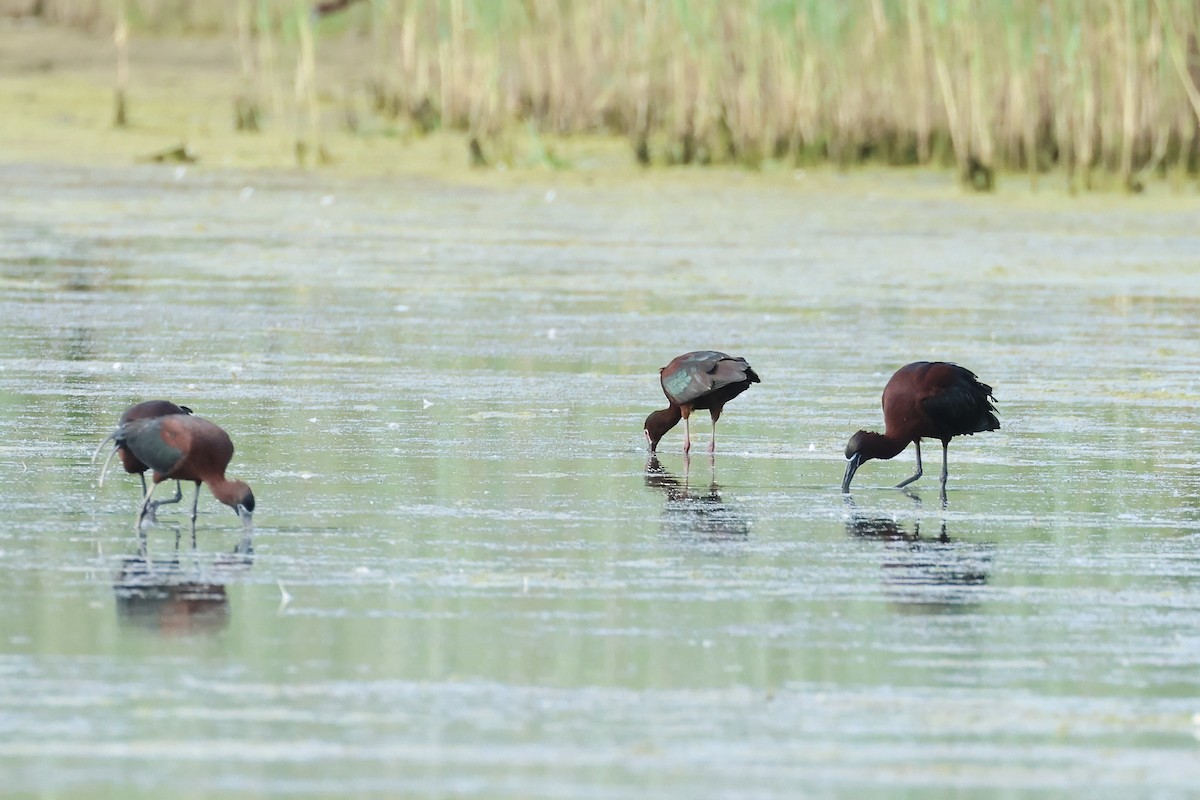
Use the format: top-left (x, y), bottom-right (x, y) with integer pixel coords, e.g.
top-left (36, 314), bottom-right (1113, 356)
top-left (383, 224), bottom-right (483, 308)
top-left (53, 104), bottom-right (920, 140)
top-left (98, 444), bottom-right (122, 488)
top-left (90, 432), bottom-right (116, 465)
top-left (841, 454), bottom-right (861, 494)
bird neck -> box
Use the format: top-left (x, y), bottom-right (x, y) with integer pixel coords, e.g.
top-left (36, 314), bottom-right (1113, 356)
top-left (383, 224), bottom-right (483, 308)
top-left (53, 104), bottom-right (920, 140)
top-left (644, 404), bottom-right (683, 450)
top-left (208, 477), bottom-right (245, 508)
top-left (860, 431), bottom-right (911, 462)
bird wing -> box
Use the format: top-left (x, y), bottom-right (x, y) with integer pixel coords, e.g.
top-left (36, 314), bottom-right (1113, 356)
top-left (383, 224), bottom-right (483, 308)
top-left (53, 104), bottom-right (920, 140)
top-left (920, 366), bottom-right (999, 436)
top-left (663, 353), bottom-right (756, 405)
top-left (116, 417), bottom-right (185, 475)
top-left (118, 399), bottom-right (189, 425)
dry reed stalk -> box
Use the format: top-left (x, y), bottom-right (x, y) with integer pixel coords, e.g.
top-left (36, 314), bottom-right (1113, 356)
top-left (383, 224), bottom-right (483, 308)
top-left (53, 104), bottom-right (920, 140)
top-left (1137, 6), bottom-right (1168, 186)
top-left (1078, 13), bottom-right (1096, 190)
top-left (570, 3), bottom-right (598, 131)
top-left (400, 0), bottom-right (419, 109)
top-left (256, 0), bottom-right (284, 121)
top-left (630, 2), bottom-right (653, 164)
top-left (235, 0), bottom-right (261, 131)
top-left (967, 16), bottom-right (995, 187)
top-left (293, 1), bottom-right (321, 165)
top-left (436, 36), bottom-right (451, 130)
top-left (447, 0), bottom-right (467, 128)
top-left (1002, 16), bottom-right (1039, 187)
top-left (1118, 0), bottom-right (1137, 189)
top-left (542, 0), bottom-right (567, 133)
top-left (931, 17), bottom-right (967, 181)
top-left (113, 0), bottom-right (128, 127)
top-left (369, 0), bottom-right (396, 115)
top-left (906, 0), bottom-right (931, 163)
top-left (795, 19), bottom-right (819, 162)
top-left (1159, 0), bottom-right (1200, 186)
top-left (1160, 0), bottom-right (1200, 126)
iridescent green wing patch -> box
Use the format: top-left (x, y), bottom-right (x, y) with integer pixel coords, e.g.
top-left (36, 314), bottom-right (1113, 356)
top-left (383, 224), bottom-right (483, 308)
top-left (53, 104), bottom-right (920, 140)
top-left (663, 367), bottom-right (701, 399)
top-left (121, 418), bottom-right (185, 473)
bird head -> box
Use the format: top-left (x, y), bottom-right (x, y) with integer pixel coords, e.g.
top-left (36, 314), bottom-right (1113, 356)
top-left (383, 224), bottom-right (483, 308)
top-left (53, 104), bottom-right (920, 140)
top-left (643, 407), bottom-right (681, 453)
top-left (841, 430), bottom-right (872, 493)
top-left (643, 423), bottom-right (658, 452)
top-left (230, 481), bottom-right (255, 530)
top-left (643, 412), bottom-right (669, 452)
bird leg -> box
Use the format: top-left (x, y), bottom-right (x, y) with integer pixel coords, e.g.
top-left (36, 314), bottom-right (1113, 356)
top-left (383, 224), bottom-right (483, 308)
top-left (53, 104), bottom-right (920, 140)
top-left (135, 481), bottom-right (159, 530)
top-left (137, 473), bottom-right (159, 522)
top-left (707, 406), bottom-right (723, 455)
top-left (939, 441), bottom-right (950, 507)
top-left (682, 415), bottom-right (692, 455)
top-left (895, 440), bottom-right (923, 489)
top-left (190, 483), bottom-right (202, 530)
top-left (147, 479), bottom-right (184, 514)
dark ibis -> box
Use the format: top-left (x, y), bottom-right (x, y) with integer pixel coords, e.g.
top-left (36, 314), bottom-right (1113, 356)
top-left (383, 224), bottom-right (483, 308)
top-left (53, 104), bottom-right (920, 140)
top-left (841, 361), bottom-right (998, 497)
top-left (643, 351), bottom-right (760, 454)
top-left (94, 400), bottom-right (193, 514)
top-left (108, 413), bottom-right (255, 531)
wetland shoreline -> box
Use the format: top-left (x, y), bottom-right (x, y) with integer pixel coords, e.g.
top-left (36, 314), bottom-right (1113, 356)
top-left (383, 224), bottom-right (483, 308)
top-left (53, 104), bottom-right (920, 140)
top-left (4, 17), bottom-right (1200, 195)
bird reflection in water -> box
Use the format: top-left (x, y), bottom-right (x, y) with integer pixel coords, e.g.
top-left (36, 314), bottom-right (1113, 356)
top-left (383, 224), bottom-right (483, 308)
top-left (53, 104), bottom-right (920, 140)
top-left (113, 529), bottom-right (254, 635)
top-left (645, 456), bottom-right (750, 541)
top-left (844, 498), bottom-right (992, 611)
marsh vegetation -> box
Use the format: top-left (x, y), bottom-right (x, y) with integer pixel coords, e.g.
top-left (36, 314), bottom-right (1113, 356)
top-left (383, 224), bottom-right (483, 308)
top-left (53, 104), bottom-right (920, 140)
top-left (18, 0), bottom-right (1200, 190)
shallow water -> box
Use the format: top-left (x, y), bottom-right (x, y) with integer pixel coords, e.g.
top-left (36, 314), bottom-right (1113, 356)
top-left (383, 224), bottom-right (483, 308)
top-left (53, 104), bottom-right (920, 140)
top-left (2, 163), bottom-right (1200, 797)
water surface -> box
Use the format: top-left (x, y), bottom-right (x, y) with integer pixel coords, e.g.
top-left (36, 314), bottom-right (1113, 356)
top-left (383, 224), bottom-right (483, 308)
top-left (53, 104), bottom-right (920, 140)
top-left (2, 163), bottom-right (1200, 797)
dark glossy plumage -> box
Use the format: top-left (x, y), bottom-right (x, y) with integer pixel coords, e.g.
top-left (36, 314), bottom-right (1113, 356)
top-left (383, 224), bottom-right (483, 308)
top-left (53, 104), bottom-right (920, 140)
top-left (115, 400), bottom-right (193, 476)
top-left (644, 351), bottom-right (760, 454)
top-left (115, 414), bottom-right (255, 530)
top-left (94, 400), bottom-right (193, 515)
top-left (842, 361), bottom-right (998, 499)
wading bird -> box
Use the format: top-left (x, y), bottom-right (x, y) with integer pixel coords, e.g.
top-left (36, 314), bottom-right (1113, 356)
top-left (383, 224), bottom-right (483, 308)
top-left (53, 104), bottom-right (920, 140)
top-left (104, 413), bottom-right (255, 531)
top-left (94, 400), bottom-right (193, 515)
top-left (644, 351), bottom-right (760, 455)
top-left (841, 361), bottom-right (998, 498)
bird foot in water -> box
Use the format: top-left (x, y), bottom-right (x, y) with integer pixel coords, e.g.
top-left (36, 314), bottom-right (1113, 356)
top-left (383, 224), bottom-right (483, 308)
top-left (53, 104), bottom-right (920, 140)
top-left (145, 501), bottom-right (172, 517)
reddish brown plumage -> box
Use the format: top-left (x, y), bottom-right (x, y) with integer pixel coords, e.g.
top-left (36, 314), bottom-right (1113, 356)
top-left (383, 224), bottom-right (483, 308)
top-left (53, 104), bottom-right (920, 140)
top-left (842, 361), bottom-right (999, 496)
top-left (116, 414), bottom-right (254, 529)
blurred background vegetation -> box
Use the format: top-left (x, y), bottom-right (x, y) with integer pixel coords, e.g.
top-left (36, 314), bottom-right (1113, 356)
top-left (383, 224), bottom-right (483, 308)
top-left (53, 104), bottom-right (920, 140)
top-left (10, 0), bottom-right (1200, 191)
